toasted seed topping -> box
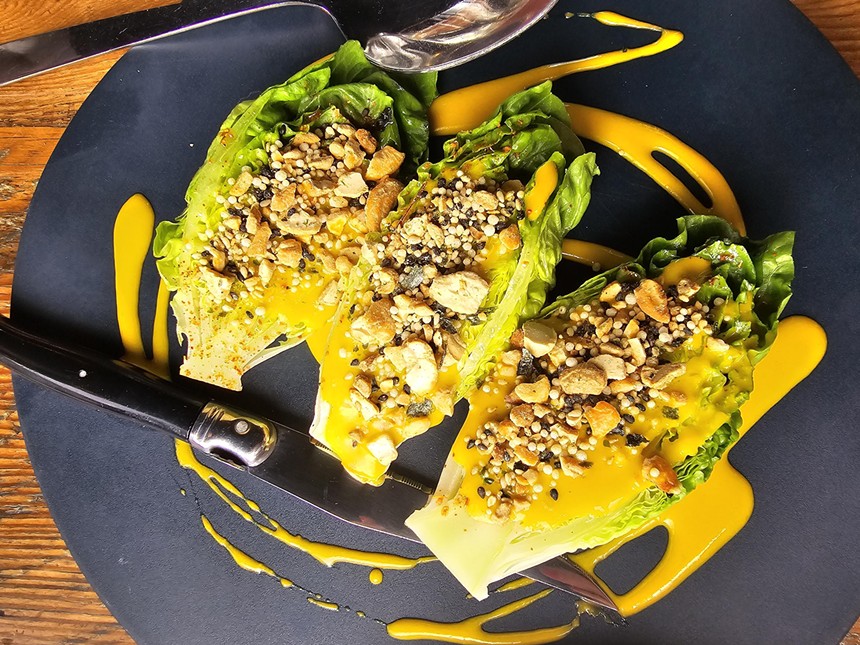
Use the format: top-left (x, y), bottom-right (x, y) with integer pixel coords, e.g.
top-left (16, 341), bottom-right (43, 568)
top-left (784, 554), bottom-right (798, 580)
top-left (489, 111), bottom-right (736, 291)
top-left (343, 171), bottom-right (526, 426)
top-left (463, 277), bottom-right (718, 520)
top-left (195, 115), bottom-right (403, 311)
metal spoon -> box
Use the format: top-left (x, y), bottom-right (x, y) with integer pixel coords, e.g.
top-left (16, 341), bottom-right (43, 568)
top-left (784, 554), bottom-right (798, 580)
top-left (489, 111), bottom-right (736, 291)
top-left (0, 0), bottom-right (557, 86)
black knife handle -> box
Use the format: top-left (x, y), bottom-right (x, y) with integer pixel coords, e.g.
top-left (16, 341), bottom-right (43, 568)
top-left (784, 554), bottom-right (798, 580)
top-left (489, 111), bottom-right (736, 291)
top-left (0, 315), bottom-right (205, 439)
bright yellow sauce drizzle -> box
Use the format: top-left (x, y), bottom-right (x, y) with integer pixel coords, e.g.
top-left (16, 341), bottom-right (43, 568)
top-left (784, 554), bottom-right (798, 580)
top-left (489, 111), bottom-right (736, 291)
top-left (429, 12), bottom-right (683, 135)
top-left (109, 11), bottom-right (830, 642)
top-left (307, 598), bottom-right (340, 611)
top-left (524, 161), bottom-right (559, 220)
top-left (561, 239), bottom-right (632, 270)
top-left (493, 578), bottom-right (535, 594)
top-left (113, 194), bottom-right (155, 367)
top-left (174, 440), bottom-right (434, 571)
top-left (387, 589), bottom-right (580, 644)
top-left (566, 103), bottom-right (745, 233)
top-left (369, 568), bottom-right (384, 585)
top-left (572, 316), bottom-right (827, 615)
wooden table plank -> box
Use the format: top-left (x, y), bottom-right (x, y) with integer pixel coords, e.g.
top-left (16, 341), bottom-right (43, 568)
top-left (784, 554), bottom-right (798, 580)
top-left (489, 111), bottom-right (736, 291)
top-left (0, 1), bottom-right (858, 643)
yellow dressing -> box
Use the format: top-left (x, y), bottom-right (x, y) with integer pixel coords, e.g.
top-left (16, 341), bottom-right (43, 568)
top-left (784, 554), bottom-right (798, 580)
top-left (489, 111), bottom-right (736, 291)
top-left (565, 103), bottom-right (745, 233)
top-left (114, 194), bottom-right (156, 368)
top-left (525, 161), bottom-right (559, 220)
top-left (429, 12), bottom-right (683, 135)
top-left (109, 9), bottom-right (828, 637)
top-left (174, 440), bottom-right (434, 571)
top-left (561, 239), bottom-right (631, 270)
top-left (387, 589), bottom-right (580, 644)
top-left (572, 315), bottom-right (827, 615)
top-left (369, 568), bottom-right (384, 585)
top-left (307, 598), bottom-right (340, 611)
top-left (201, 515), bottom-right (280, 579)
top-left (658, 256), bottom-right (713, 286)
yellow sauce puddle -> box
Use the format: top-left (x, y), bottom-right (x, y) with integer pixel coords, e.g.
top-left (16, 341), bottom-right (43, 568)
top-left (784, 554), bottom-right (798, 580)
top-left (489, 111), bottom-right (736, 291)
top-left (388, 589), bottom-right (581, 644)
top-left (571, 315), bottom-right (826, 615)
top-left (108, 10), bottom-right (830, 643)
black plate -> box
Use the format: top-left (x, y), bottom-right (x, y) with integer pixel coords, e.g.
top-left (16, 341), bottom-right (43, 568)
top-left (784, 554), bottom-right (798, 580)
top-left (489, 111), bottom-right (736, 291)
top-left (12, 2), bottom-right (860, 643)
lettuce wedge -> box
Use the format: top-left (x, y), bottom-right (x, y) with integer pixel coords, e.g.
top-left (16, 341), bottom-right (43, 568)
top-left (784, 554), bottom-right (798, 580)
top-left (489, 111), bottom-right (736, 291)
top-left (310, 83), bottom-right (599, 485)
top-left (153, 42), bottom-right (436, 389)
top-left (406, 216), bottom-right (795, 599)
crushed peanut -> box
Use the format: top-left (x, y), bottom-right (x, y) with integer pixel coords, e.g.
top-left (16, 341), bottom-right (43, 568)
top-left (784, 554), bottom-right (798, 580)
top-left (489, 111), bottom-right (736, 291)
top-left (462, 277), bottom-right (717, 520)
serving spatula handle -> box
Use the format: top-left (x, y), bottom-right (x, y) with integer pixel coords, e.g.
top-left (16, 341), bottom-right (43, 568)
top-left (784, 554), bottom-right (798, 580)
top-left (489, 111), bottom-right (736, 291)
top-left (0, 314), bottom-right (204, 439)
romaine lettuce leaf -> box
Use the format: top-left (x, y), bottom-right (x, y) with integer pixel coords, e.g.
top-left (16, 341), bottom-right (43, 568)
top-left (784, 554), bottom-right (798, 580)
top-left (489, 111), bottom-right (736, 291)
top-left (406, 216), bottom-right (795, 598)
top-left (152, 42), bottom-right (436, 389)
top-left (310, 82), bottom-right (598, 485)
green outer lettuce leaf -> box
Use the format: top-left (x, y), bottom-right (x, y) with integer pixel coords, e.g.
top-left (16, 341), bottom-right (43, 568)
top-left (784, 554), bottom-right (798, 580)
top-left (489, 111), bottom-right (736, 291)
top-left (537, 215), bottom-right (795, 548)
top-left (150, 42), bottom-right (436, 387)
top-left (366, 81), bottom-right (596, 400)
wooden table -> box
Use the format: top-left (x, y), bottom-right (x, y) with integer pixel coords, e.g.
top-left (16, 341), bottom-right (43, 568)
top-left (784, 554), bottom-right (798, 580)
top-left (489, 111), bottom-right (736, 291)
top-left (0, 1), bottom-right (858, 642)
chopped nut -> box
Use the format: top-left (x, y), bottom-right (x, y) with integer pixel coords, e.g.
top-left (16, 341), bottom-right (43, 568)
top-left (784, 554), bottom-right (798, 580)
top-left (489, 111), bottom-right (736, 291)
top-left (209, 247), bottom-right (227, 272)
top-left (610, 377), bottom-right (639, 394)
top-left (509, 328), bottom-right (525, 348)
top-left (329, 141), bottom-right (345, 159)
top-left (247, 222), bottom-right (271, 258)
top-left (350, 389), bottom-right (379, 421)
top-left (199, 267), bottom-right (232, 300)
top-left (365, 146), bottom-right (406, 181)
top-left (514, 445), bottom-right (540, 467)
top-left (377, 268), bottom-right (400, 294)
top-left (600, 281), bottom-right (622, 303)
top-left (335, 254), bottom-right (354, 276)
top-left (442, 331), bottom-right (466, 361)
top-left (258, 259), bottom-right (274, 286)
top-left (366, 433), bottom-right (398, 465)
top-left (500, 349), bottom-right (523, 366)
top-left (522, 321), bottom-right (557, 357)
top-left (624, 319), bottom-right (640, 339)
top-left (514, 376), bottom-right (550, 403)
top-left (584, 401), bottom-right (621, 437)
top-left (635, 279), bottom-right (670, 323)
top-left (325, 209), bottom-right (349, 236)
top-left (343, 139), bottom-right (366, 170)
top-left (283, 211), bottom-right (323, 237)
top-left (350, 298), bottom-right (396, 345)
top-left (589, 354), bottom-right (626, 380)
top-left (471, 190), bottom-right (499, 211)
top-left (352, 374), bottom-right (373, 398)
top-left (641, 363), bottom-right (686, 389)
top-left (316, 280), bottom-right (339, 306)
top-left (558, 363), bottom-right (607, 396)
top-left (598, 342), bottom-right (625, 358)
top-left (642, 455), bottom-right (681, 494)
top-left (276, 239), bottom-right (302, 268)
top-left (365, 177), bottom-right (403, 232)
top-left (317, 249), bottom-right (336, 273)
top-left (308, 156), bottom-right (334, 170)
top-left (628, 337), bottom-right (647, 366)
top-left (560, 456), bottom-right (586, 478)
top-left (334, 172), bottom-right (368, 199)
top-left (676, 278), bottom-right (700, 300)
top-left (498, 225), bottom-right (521, 251)
top-left (229, 171), bottom-right (253, 196)
top-left (399, 339), bottom-right (439, 395)
top-left (292, 131), bottom-right (320, 146)
top-left (429, 271), bottom-right (489, 315)
top-left (270, 184), bottom-right (297, 213)
top-left (355, 129), bottom-right (377, 154)
top-left (510, 404), bottom-right (535, 428)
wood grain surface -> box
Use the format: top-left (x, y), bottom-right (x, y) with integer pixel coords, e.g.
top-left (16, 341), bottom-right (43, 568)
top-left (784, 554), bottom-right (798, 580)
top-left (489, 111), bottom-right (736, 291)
top-left (0, 1), bottom-right (858, 643)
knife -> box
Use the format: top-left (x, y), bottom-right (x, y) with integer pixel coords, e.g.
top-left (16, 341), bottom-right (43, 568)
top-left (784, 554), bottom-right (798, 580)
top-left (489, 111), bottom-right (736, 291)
top-left (0, 313), bottom-right (617, 610)
top-left (0, 0), bottom-right (558, 85)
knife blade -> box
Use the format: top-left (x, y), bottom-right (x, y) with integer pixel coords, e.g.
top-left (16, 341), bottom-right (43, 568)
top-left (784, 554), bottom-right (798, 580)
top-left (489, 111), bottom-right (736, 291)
top-left (0, 314), bottom-right (618, 610)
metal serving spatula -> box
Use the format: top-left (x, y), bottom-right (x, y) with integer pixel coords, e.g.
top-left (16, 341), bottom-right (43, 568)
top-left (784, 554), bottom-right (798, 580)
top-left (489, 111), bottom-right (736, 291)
top-left (0, 0), bottom-right (557, 85)
top-left (0, 314), bottom-right (617, 610)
